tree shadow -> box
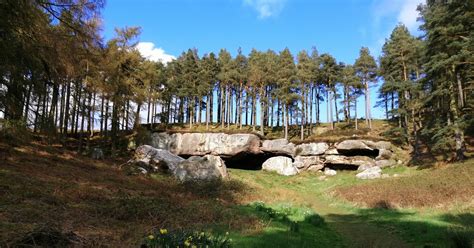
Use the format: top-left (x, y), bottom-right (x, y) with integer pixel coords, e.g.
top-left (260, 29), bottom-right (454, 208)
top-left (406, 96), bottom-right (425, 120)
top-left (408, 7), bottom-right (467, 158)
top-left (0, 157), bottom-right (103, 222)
top-left (324, 201), bottom-right (474, 248)
top-left (233, 203), bottom-right (344, 248)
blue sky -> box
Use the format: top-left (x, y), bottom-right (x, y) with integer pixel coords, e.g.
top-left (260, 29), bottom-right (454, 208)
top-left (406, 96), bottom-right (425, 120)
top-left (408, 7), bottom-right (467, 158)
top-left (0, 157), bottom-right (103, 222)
top-left (102, 0), bottom-right (424, 122)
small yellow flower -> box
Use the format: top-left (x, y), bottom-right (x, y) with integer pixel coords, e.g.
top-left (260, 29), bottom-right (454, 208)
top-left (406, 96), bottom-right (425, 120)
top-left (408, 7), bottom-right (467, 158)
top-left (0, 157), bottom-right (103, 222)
top-left (148, 235), bottom-right (154, 240)
top-left (225, 232), bottom-right (229, 236)
top-left (160, 229), bottom-right (168, 235)
top-left (184, 240), bottom-right (191, 247)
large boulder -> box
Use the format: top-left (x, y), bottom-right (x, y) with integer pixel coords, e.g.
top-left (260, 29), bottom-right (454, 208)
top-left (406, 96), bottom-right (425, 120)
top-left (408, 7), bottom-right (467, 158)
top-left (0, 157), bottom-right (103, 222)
top-left (262, 156), bottom-right (298, 176)
top-left (134, 145), bottom-right (185, 172)
top-left (336, 140), bottom-right (375, 151)
top-left (324, 155), bottom-right (375, 168)
top-left (91, 147), bottom-right (104, 160)
top-left (150, 132), bottom-right (173, 150)
top-left (295, 142), bottom-right (329, 156)
top-left (375, 141), bottom-right (392, 150)
top-left (356, 166), bottom-right (382, 180)
top-left (150, 132), bottom-right (261, 157)
top-left (375, 159), bottom-right (395, 168)
top-left (261, 139), bottom-right (295, 156)
top-left (174, 155), bottom-right (228, 182)
top-left (293, 156), bottom-right (324, 171)
top-left (324, 168), bottom-right (337, 176)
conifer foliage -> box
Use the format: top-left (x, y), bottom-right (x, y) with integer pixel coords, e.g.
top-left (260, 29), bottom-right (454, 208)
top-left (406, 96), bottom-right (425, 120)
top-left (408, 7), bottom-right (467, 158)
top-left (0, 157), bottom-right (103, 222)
top-left (0, 0), bottom-right (472, 160)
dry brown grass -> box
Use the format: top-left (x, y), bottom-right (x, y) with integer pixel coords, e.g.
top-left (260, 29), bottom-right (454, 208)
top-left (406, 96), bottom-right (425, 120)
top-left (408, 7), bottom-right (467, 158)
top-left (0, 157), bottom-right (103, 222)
top-left (0, 141), bottom-right (259, 247)
top-left (334, 161), bottom-right (474, 209)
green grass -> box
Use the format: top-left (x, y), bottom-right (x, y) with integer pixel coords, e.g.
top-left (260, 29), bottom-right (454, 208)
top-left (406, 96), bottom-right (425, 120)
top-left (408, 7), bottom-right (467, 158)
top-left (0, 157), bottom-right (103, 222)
top-left (229, 203), bottom-right (345, 248)
top-left (227, 163), bottom-right (474, 248)
top-left (1, 139), bottom-right (472, 247)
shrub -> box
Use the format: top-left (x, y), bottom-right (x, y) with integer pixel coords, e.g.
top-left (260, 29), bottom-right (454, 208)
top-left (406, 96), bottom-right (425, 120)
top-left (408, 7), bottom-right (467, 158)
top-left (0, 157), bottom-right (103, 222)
top-left (304, 214), bottom-right (326, 227)
top-left (142, 229), bottom-right (232, 248)
top-left (0, 119), bottom-right (30, 144)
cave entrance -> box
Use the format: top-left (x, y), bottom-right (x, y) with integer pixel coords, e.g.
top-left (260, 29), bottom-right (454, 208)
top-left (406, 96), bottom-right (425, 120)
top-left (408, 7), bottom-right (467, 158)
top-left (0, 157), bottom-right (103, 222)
top-left (336, 149), bottom-right (379, 158)
top-left (324, 163), bottom-right (358, 171)
top-left (223, 152), bottom-right (291, 170)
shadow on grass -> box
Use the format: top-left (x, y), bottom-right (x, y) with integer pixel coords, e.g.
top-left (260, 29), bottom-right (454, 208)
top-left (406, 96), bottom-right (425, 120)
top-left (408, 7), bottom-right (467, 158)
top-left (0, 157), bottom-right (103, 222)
top-left (325, 201), bottom-right (474, 248)
top-left (230, 202), bottom-right (345, 248)
top-left (0, 142), bottom-right (256, 247)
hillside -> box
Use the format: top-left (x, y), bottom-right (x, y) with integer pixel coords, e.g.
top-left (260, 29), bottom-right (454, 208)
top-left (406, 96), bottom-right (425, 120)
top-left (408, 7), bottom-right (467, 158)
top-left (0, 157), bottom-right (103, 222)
top-left (1, 138), bottom-right (472, 247)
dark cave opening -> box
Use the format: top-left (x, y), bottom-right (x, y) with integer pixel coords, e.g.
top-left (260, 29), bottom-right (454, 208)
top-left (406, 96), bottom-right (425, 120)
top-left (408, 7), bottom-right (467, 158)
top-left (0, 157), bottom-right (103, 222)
top-left (336, 148), bottom-right (379, 158)
top-left (324, 163), bottom-right (359, 171)
top-left (223, 152), bottom-right (292, 170)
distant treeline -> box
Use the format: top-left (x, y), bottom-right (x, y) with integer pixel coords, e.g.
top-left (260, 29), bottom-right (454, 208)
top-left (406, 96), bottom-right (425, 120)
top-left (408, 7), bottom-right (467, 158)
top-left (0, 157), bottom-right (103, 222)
top-left (0, 0), bottom-right (472, 159)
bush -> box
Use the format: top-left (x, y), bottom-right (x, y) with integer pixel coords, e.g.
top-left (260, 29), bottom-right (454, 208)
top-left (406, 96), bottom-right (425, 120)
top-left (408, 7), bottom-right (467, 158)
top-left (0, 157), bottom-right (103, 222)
top-left (142, 229), bottom-right (232, 248)
top-left (305, 214), bottom-right (326, 227)
top-left (0, 119), bottom-right (30, 144)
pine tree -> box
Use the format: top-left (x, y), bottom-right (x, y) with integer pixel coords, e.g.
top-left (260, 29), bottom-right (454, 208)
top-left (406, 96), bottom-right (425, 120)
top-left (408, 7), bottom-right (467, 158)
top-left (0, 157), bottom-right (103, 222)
top-left (277, 48), bottom-right (297, 140)
top-left (297, 50), bottom-right (313, 140)
top-left (418, 0), bottom-right (473, 160)
top-left (354, 47), bottom-right (377, 129)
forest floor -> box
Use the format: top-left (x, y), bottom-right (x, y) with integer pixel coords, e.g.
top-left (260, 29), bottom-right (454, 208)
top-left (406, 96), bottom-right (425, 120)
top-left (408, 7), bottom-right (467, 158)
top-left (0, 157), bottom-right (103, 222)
top-left (1, 138), bottom-right (473, 247)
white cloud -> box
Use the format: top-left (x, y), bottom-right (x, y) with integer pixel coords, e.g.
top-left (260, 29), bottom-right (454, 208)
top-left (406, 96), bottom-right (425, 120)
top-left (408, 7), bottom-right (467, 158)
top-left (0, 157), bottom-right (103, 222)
top-left (136, 42), bottom-right (175, 64)
top-left (366, 0), bottom-right (424, 57)
top-left (397, 0), bottom-right (424, 31)
top-left (244, 0), bottom-right (287, 19)
top-left (372, 0), bottom-right (423, 32)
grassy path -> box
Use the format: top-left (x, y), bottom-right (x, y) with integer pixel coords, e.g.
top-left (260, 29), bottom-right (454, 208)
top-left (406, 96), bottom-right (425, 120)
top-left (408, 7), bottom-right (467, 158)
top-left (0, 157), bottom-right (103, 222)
top-left (229, 169), bottom-right (413, 247)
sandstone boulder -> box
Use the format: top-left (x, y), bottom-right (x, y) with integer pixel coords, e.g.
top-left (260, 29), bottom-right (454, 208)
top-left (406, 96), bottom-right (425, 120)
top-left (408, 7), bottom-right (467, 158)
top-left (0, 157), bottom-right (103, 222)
top-left (174, 155), bottom-right (228, 182)
top-left (324, 155), bottom-right (375, 168)
top-left (261, 139), bottom-right (295, 156)
top-left (125, 145), bottom-right (185, 175)
top-left (150, 132), bottom-right (172, 150)
top-left (293, 156), bottom-right (324, 171)
top-left (91, 147), bottom-right (104, 160)
top-left (324, 168), bottom-right (337, 176)
top-left (356, 166), bottom-right (382, 180)
top-left (375, 141), bottom-right (392, 150)
top-left (336, 140), bottom-right (375, 152)
top-left (375, 159), bottom-right (395, 168)
top-left (295, 142), bottom-right (329, 156)
top-left (150, 132), bottom-right (261, 157)
top-left (262, 156), bottom-right (298, 176)
top-left (324, 148), bottom-right (339, 155)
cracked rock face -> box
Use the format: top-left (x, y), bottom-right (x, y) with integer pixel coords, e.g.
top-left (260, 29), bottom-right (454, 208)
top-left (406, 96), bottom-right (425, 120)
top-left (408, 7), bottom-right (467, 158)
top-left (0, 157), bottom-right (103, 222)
top-left (261, 139), bottom-right (295, 156)
top-left (130, 145), bottom-right (228, 181)
top-left (174, 155), bottom-right (228, 182)
top-left (151, 132), bottom-right (261, 157)
top-left (146, 132), bottom-right (397, 177)
top-left (295, 142), bottom-right (329, 156)
top-left (293, 156), bottom-right (324, 171)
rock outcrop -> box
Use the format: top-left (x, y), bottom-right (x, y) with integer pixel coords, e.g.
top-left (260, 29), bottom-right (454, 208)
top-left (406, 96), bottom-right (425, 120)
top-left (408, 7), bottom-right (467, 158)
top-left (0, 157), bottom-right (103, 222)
top-left (128, 145), bottom-right (228, 181)
top-left (134, 145), bottom-right (185, 172)
top-left (295, 142), bottom-right (329, 156)
top-left (293, 155), bottom-right (324, 171)
top-left (262, 156), bottom-right (298, 176)
top-left (261, 139), bottom-right (295, 156)
top-left (324, 155), bottom-right (375, 168)
top-left (146, 132), bottom-right (399, 177)
top-left (150, 132), bottom-right (260, 157)
top-left (174, 155), bottom-right (228, 182)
